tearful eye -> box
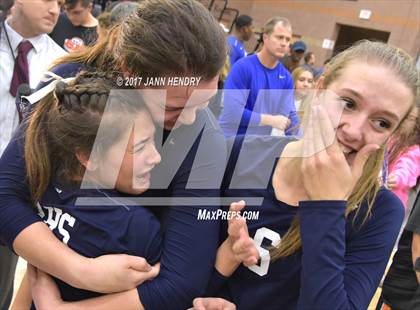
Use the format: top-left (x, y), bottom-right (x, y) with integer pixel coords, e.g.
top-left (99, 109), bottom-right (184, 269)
top-left (340, 97), bottom-right (356, 110)
top-left (373, 119), bottom-right (391, 130)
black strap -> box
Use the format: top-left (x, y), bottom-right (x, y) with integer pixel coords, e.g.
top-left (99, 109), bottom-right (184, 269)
top-left (2, 20), bottom-right (15, 60)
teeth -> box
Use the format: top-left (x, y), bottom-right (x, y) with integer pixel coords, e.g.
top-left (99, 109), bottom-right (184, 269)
top-left (338, 142), bottom-right (353, 154)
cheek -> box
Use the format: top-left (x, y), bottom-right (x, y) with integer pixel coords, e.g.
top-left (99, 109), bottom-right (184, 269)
top-left (365, 132), bottom-right (390, 147)
top-left (132, 154), bottom-right (147, 172)
top-left (117, 154), bottom-right (134, 182)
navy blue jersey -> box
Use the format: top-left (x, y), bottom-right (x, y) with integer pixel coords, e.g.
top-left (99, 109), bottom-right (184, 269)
top-left (36, 183), bottom-right (161, 302)
top-left (208, 135), bottom-right (404, 310)
top-left (0, 62), bottom-right (227, 309)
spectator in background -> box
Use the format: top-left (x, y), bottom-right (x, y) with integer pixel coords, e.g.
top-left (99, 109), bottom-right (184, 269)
top-left (380, 190), bottom-right (420, 310)
top-left (96, 1), bottom-right (138, 41)
top-left (219, 16), bottom-right (299, 137)
top-left (110, 1), bottom-right (138, 23)
top-left (0, 0), bottom-right (65, 309)
top-left (303, 51), bottom-right (325, 81)
top-left (387, 108), bottom-right (420, 209)
top-left (291, 66), bottom-right (314, 116)
top-left (227, 14), bottom-right (253, 67)
top-left (304, 51), bottom-right (315, 66)
top-left (281, 40), bottom-right (307, 73)
top-left (50, 0), bottom-right (98, 52)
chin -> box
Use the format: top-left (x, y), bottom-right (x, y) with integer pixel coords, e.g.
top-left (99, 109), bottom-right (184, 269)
top-left (129, 186), bottom-right (148, 195)
top-left (42, 25), bottom-right (55, 34)
top-left (164, 121), bottom-right (180, 130)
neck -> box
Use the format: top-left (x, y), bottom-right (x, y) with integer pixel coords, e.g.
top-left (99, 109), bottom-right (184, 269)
top-left (257, 48), bottom-right (278, 69)
top-left (233, 30), bottom-right (243, 42)
top-left (82, 13), bottom-right (97, 27)
top-left (272, 140), bottom-right (309, 206)
top-left (8, 16), bottom-right (39, 38)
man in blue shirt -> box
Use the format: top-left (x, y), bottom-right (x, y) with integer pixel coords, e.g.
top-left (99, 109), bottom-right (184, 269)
top-left (220, 16), bottom-right (299, 137)
top-left (226, 15), bottom-right (253, 67)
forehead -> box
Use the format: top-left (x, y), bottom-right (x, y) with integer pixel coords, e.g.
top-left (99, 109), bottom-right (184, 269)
top-left (330, 61), bottom-right (413, 120)
top-left (66, 2), bottom-right (88, 11)
top-left (270, 22), bottom-right (292, 36)
top-left (132, 110), bottom-right (154, 134)
top-left (299, 70), bottom-right (314, 79)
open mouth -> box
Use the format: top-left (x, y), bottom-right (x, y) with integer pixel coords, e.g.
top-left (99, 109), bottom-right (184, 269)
top-left (136, 172), bottom-right (151, 183)
top-left (337, 140), bottom-right (357, 156)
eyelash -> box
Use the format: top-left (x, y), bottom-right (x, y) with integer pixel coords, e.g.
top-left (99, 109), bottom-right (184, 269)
top-left (134, 146), bottom-right (145, 153)
top-left (340, 97), bottom-right (391, 130)
top-left (340, 97), bottom-right (356, 110)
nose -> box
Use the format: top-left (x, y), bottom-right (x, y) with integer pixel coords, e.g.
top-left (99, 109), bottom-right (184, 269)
top-left (50, 1), bottom-right (60, 16)
top-left (339, 115), bottom-right (365, 143)
top-left (147, 144), bottom-right (161, 166)
top-left (280, 39), bottom-right (287, 47)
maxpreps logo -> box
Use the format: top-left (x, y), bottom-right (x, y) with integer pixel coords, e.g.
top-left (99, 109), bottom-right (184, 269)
top-left (197, 209), bottom-right (260, 221)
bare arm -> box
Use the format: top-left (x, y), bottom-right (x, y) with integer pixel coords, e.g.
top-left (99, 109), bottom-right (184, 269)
top-left (14, 222), bottom-right (156, 293)
top-left (11, 271), bottom-right (32, 310)
top-left (28, 265), bottom-right (148, 310)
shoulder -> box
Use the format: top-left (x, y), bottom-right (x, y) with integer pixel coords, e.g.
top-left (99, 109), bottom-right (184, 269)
top-left (352, 187), bottom-right (404, 231)
top-left (42, 34), bottom-right (67, 57)
top-left (51, 62), bottom-right (88, 78)
top-left (227, 56), bottom-right (256, 80)
top-left (373, 187), bottom-right (405, 215)
top-left (276, 61), bottom-right (292, 77)
top-left (36, 62), bottom-right (87, 90)
top-left (227, 35), bottom-right (236, 45)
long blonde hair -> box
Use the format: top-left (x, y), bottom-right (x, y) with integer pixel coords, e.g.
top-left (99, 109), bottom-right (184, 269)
top-left (272, 40), bottom-right (419, 259)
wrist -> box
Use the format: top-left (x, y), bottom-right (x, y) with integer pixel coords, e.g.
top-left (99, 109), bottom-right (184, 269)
top-left (260, 114), bottom-right (272, 127)
top-left (215, 239), bottom-right (240, 276)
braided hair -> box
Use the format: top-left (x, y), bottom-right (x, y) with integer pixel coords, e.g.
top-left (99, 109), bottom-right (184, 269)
top-left (25, 71), bottom-right (147, 204)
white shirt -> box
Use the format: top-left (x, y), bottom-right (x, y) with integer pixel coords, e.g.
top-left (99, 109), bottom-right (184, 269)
top-left (0, 20), bottom-right (66, 155)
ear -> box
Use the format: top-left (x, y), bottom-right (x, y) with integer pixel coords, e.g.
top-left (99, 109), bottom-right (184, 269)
top-left (315, 75), bottom-right (325, 90)
top-left (313, 75), bottom-right (325, 99)
top-left (75, 149), bottom-right (97, 171)
top-left (262, 33), bottom-right (268, 44)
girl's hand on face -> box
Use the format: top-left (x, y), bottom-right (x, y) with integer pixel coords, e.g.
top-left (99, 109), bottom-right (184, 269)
top-left (189, 297), bottom-right (237, 310)
top-left (301, 105), bottom-right (379, 201)
top-left (227, 201), bottom-right (259, 267)
top-left (82, 255), bottom-right (160, 293)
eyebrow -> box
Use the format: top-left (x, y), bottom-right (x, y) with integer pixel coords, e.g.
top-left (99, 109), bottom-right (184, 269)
top-left (341, 88), bottom-right (400, 122)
